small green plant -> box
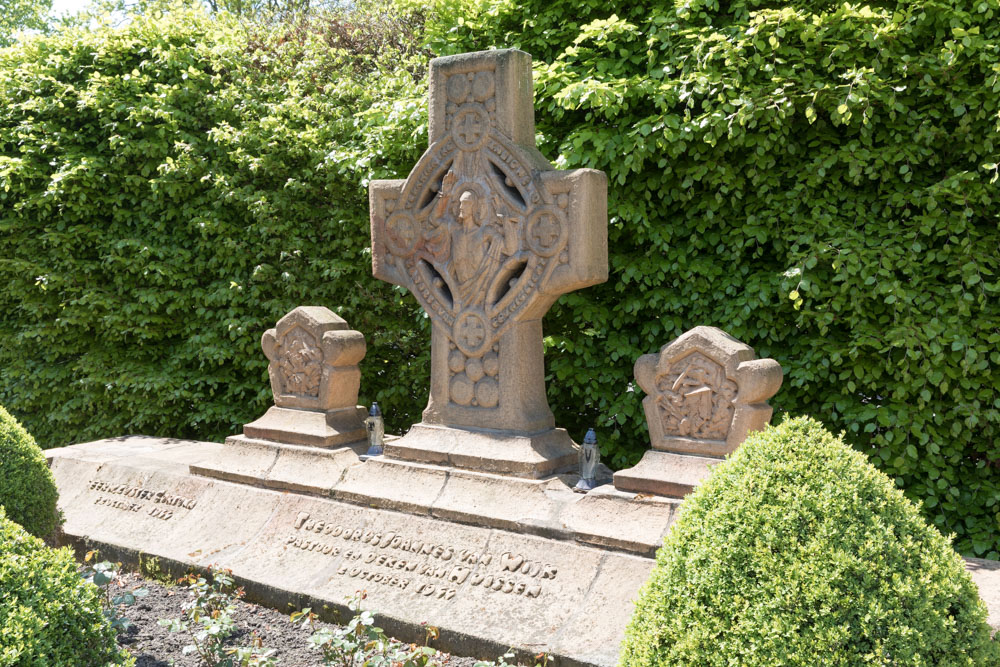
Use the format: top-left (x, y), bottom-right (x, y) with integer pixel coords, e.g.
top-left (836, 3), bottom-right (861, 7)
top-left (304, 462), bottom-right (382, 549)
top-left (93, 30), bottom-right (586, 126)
top-left (159, 566), bottom-right (276, 667)
top-left (139, 553), bottom-right (174, 586)
top-left (292, 593), bottom-right (441, 667)
top-left (82, 549), bottom-right (149, 633)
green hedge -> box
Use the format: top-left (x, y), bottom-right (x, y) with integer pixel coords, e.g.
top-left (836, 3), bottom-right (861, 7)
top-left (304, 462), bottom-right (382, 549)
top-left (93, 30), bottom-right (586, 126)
top-left (0, 507), bottom-right (130, 666)
top-left (0, 2), bottom-right (433, 444)
top-left (0, 405), bottom-right (58, 538)
top-left (621, 416), bottom-right (999, 666)
top-left (1, 0), bottom-right (999, 557)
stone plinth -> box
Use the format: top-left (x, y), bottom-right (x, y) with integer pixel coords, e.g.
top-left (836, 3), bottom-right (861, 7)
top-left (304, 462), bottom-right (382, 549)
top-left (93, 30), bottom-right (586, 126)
top-left (370, 49), bottom-right (607, 477)
top-left (614, 326), bottom-right (783, 497)
top-left (48, 437), bottom-right (673, 666)
top-left (194, 307), bottom-right (369, 486)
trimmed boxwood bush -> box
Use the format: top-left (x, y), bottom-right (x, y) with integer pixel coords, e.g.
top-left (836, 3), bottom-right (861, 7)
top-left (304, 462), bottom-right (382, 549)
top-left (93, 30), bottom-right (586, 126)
top-left (0, 507), bottom-right (131, 666)
top-left (620, 416), bottom-right (1000, 666)
top-left (0, 405), bottom-right (58, 538)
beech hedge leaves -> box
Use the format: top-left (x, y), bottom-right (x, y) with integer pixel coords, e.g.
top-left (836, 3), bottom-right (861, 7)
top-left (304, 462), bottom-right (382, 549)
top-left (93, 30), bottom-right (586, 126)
top-left (1, 0), bottom-right (998, 557)
top-left (0, 3), bottom-right (433, 447)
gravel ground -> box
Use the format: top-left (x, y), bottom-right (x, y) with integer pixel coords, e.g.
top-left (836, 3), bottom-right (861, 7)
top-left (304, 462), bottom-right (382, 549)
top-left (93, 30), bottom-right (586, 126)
top-left (106, 570), bottom-right (481, 667)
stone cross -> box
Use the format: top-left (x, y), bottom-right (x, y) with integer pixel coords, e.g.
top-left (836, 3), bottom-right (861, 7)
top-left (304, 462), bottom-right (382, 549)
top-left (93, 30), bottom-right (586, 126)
top-left (369, 50), bottom-right (607, 476)
top-left (614, 326), bottom-right (783, 496)
top-left (242, 306), bottom-right (368, 448)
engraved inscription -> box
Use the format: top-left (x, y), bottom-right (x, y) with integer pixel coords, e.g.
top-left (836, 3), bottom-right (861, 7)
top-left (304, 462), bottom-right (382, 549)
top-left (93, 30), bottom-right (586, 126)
top-left (88, 480), bottom-right (196, 522)
top-left (286, 513), bottom-right (554, 600)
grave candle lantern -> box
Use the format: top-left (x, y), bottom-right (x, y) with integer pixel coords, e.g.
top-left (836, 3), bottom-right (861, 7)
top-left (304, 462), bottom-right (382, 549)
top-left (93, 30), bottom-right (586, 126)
top-left (574, 428), bottom-right (600, 492)
top-left (362, 402), bottom-right (385, 460)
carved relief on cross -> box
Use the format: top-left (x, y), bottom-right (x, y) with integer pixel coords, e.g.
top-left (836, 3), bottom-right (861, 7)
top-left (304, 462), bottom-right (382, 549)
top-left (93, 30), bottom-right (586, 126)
top-left (370, 49), bottom-right (607, 435)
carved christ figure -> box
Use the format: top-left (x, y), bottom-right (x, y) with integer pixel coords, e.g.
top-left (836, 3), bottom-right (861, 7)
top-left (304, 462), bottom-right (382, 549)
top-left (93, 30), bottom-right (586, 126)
top-left (429, 169), bottom-right (520, 309)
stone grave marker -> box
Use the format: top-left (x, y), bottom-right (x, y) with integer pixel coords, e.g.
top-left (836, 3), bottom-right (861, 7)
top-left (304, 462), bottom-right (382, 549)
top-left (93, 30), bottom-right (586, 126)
top-left (614, 326), bottom-right (783, 497)
top-left (190, 306), bottom-right (370, 495)
top-left (40, 49), bottom-right (1000, 667)
top-left (369, 48), bottom-right (607, 477)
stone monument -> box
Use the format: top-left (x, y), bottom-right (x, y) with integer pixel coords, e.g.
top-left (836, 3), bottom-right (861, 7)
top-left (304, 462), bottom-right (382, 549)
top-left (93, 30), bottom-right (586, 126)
top-left (190, 306), bottom-right (369, 494)
top-left (614, 326), bottom-right (783, 497)
top-left (247, 306), bottom-right (367, 448)
top-left (40, 49), bottom-right (1000, 667)
top-left (369, 48), bottom-right (607, 477)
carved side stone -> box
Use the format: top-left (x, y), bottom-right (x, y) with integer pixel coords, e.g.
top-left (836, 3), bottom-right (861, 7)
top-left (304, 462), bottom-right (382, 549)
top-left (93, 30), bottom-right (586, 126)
top-left (614, 326), bottom-right (782, 497)
top-left (243, 306), bottom-right (368, 448)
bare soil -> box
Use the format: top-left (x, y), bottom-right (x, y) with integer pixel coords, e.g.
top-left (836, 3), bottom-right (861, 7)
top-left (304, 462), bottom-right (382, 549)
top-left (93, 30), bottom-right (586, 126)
top-left (107, 571), bottom-right (480, 667)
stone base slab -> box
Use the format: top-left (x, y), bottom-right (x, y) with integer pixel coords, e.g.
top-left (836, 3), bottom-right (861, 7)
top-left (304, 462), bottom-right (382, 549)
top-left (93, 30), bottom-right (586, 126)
top-left (612, 450), bottom-right (722, 498)
top-left (243, 405), bottom-right (367, 448)
top-left (47, 437), bottom-right (669, 666)
top-left (385, 423), bottom-right (578, 478)
top-left (190, 436), bottom-right (367, 495)
top-left (44, 436), bottom-right (1000, 664)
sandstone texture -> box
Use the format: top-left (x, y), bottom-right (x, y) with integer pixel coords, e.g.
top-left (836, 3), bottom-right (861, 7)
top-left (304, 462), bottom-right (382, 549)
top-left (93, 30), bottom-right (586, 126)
top-left (615, 326), bottom-right (782, 497)
top-left (369, 49), bottom-right (607, 476)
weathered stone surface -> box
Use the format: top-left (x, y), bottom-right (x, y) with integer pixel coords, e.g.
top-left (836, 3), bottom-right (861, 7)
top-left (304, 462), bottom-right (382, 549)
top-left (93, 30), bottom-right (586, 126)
top-left (385, 423), bottom-right (577, 478)
top-left (967, 558), bottom-right (1000, 632)
top-left (370, 49), bottom-right (607, 476)
top-left (191, 436), bottom-right (367, 496)
top-left (612, 451), bottom-right (721, 499)
top-left (560, 486), bottom-right (678, 554)
top-left (243, 406), bottom-right (368, 449)
top-left (247, 306), bottom-right (368, 448)
top-left (49, 439), bottom-right (657, 666)
top-left (48, 437), bottom-right (1000, 662)
top-left (615, 327), bottom-right (782, 497)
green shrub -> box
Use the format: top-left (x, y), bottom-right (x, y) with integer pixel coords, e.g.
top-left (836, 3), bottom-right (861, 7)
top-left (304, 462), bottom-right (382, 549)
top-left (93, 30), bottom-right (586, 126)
top-left (0, 507), bottom-right (131, 666)
top-left (0, 1), bottom-right (430, 446)
top-left (0, 405), bottom-right (58, 538)
top-left (620, 416), bottom-right (999, 667)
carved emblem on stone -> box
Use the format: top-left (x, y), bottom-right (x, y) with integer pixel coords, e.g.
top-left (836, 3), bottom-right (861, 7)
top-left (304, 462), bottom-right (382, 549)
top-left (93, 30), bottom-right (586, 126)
top-left (261, 307), bottom-right (366, 412)
top-left (634, 326), bottom-right (783, 457)
top-left (276, 328), bottom-right (323, 397)
top-left (238, 306), bottom-right (369, 449)
top-left (370, 49), bottom-right (608, 441)
top-left (376, 72), bottom-right (569, 380)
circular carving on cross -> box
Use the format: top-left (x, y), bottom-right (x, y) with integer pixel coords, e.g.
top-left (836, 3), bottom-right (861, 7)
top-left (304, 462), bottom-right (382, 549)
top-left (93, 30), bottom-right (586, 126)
top-left (384, 212), bottom-right (419, 256)
top-left (465, 357), bottom-right (485, 382)
top-left (475, 376), bottom-right (499, 408)
top-left (471, 71), bottom-right (495, 102)
top-left (450, 373), bottom-right (474, 406)
top-left (453, 309), bottom-right (490, 357)
top-left (452, 105), bottom-right (490, 152)
top-left (526, 206), bottom-right (567, 257)
top-left (447, 73), bottom-right (470, 104)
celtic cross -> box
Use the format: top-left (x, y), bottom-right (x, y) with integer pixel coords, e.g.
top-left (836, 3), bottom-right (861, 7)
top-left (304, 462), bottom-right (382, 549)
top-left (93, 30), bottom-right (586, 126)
top-left (369, 50), bottom-right (607, 476)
